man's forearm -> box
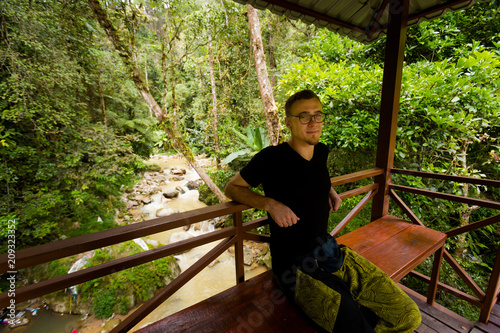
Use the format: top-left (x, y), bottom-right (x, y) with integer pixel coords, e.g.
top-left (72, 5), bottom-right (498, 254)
top-left (225, 183), bottom-right (275, 211)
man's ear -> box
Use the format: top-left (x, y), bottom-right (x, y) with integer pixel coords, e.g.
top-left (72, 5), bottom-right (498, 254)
top-left (285, 117), bottom-right (291, 128)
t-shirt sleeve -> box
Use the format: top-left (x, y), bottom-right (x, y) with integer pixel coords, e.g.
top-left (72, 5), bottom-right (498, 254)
top-left (239, 147), bottom-right (273, 188)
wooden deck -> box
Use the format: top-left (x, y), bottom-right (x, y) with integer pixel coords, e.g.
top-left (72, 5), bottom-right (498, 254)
top-left (135, 268), bottom-right (500, 333)
top-left (133, 215), bottom-right (500, 333)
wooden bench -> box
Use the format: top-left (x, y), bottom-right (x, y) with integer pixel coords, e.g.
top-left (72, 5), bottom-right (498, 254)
top-left (137, 215), bottom-right (446, 332)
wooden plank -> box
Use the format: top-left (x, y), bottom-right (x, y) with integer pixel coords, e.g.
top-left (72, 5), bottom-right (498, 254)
top-left (419, 311), bottom-right (461, 333)
top-left (136, 270), bottom-right (316, 333)
top-left (331, 189), bottom-right (378, 237)
top-left (337, 215), bottom-right (446, 281)
top-left (358, 225), bottom-right (445, 281)
top-left (338, 183), bottom-right (378, 200)
top-left (390, 184), bottom-right (500, 210)
top-left (336, 216), bottom-right (411, 254)
top-left (488, 308), bottom-right (500, 328)
top-left (330, 168), bottom-right (384, 187)
top-left (398, 284), bottom-right (474, 331)
top-left (404, 286), bottom-right (475, 332)
top-left (391, 168), bottom-right (500, 188)
top-left (470, 328), bottom-right (488, 333)
top-left (415, 321), bottom-right (440, 333)
top-left (474, 321), bottom-right (500, 333)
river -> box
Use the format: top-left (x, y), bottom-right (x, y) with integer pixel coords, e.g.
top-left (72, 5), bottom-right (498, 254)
top-left (130, 154), bottom-right (267, 331)
top-left (2, 154), bottom-right (266, 333)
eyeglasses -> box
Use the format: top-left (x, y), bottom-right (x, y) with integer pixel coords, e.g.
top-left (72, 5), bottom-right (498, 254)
top-left (286, 113), bottom-right (325, 124)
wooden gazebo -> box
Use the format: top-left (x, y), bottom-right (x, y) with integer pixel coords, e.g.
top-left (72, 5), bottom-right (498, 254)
top-left (1, 0), bottom-right (500, 332)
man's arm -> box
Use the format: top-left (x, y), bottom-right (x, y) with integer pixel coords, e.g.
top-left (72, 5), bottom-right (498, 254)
top-left (225, 172), bottom-right (300, 228)
top-left (329, 187), bottom-right (342, 211)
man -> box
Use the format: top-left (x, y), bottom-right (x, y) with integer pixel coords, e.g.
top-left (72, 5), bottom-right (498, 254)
top-left (225, 90), bottom-right (421, 332)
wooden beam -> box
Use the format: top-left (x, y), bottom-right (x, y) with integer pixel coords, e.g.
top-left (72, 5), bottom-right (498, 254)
top-left (390, 184), bottom-right (500, 210)
top-left (409, 271), bottom-right (482, 307)
top-left (479, 242), bottom-right (500, 323)
top-left (331, 189), bottom-right (378, 237)
top-left (371, 0), bottom-right (409, 220)
top-left (389, 189), bottom-right (425, 226)
top-left (235, 211), bottom-right (245, 284)
top-left (392, 168), bottom-right (500, 188)
top-left (447, 214), bottom-right (500, 238)
top-left (427, 246), bottom-right (444, 305)
top-left (443, 250), bottom-right (485, 300)
top-left (338, 183), bottom-right (378, 200)
top-left (0, 201), bottom-right (249, 272)
top-left (330, 168), bottom-right (384, 187)
top-left (0, 228), bottom-right (237, 308)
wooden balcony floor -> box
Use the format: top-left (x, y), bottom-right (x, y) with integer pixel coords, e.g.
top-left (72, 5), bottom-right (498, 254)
top-left (136, 269), bottom-right (500, 333)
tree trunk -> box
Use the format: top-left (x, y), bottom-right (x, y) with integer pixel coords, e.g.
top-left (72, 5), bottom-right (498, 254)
top-left (454, 141), bottom-right (479, 257)
top-left (266, 23), bottom-right (277, 87)
top-left (88, 0), bottom-right (228, 203)
top-left (206, 0), bottom-right (221, 169)
top-left (247, 4), bottom-right (280, 146)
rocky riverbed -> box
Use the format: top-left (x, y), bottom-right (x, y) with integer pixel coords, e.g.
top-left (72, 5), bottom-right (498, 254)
top-left (7, 154), bottom-right (270, 333)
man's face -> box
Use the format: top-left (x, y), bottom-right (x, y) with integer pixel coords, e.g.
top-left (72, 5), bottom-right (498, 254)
top-left (285, 98), bottom-right (323, 146)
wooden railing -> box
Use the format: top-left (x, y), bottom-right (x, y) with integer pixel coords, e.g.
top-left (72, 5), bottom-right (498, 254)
top-left (1, 167), bottom-right (499, 331)
top-left (0, 201), bottom-right (271, 332)
top-left (390, 168), bottom-right (500, 323)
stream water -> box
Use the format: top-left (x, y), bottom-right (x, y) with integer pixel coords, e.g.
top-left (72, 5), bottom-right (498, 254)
top-left (2, 155), bottom-right (266, 333)
top-left (130, 155), bottom-right (266, 331)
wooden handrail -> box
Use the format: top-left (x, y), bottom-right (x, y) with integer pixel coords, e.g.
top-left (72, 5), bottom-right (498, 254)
top-left (391, 168), bottom-right (500, 188)
top-left (338, 183), bottom-right (378, 200)
top-left (0, 227), bottom-right (237, 308)
top-left (390, 184), bottom-right (500, 210)
top-left (446, 214), bottom-right (500, 238)
top-left (0, 201), bottom-right (250, 272)
top-left (390, 171), bottom-right (500, 323)
top-left (331, 167), bottom-right (384, 187)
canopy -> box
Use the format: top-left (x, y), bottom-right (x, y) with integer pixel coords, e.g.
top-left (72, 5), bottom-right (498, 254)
top-left (233, 0), bottom-right (484, 43)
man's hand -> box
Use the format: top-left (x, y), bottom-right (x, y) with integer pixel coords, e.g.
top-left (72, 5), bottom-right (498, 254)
top-left (225, 172), bottom-right (299, 228)
top-left (267, 199), bottom-right (300, 228)
top-left (329, 187), bottom-right (342, 211)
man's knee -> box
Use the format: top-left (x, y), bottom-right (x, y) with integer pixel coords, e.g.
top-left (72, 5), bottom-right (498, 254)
top-left (400, 301), bottom-right (421, 332)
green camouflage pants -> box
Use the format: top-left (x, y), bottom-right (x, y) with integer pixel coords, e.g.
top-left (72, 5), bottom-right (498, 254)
top-left (295, 247), bottom-right (421, 332)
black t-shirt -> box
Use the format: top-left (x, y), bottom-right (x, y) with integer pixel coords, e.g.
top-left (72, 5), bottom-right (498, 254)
top-left (240, 142), bottom-right (331, 274)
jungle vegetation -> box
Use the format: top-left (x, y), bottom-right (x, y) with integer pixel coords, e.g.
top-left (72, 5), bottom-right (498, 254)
top-left (1, 0), bottom-right (499, 320)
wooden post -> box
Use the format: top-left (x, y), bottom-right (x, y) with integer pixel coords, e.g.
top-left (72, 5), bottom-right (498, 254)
top-left (371, 0), bottom-right (409, 221)
top-left (234, 211), bottom-right (245, 284)
top-left (427, 246), bottom-right (444, 305)
top-left (479, 243), bottom-right (500, 323)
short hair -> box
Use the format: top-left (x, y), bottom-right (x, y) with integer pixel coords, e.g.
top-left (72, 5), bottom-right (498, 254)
top-left (284, 89), bottom-right (321, 115)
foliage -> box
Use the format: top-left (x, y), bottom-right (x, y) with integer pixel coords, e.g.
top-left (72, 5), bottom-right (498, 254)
top-left (0, 0), bottom-right (151, 250)
top-left (222, 126), bottom-right (269, 164)
top-left (93, 289), bottom-right (116, 319)
top-left (1, 0), bottom-right (499, 323)
top-left (78, 241), bottom-right (180, 318)
top-left (275, 5), bottom-right (499, 320)
top-left (277, 53), bottom-right (382, 174)
top-left (365, 1), bottom-right (500, 65)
